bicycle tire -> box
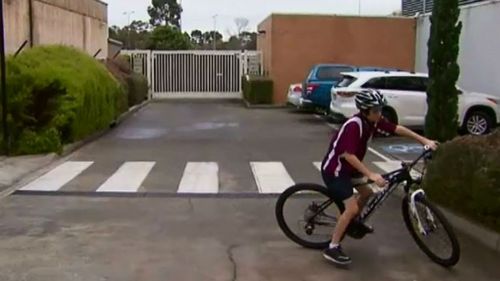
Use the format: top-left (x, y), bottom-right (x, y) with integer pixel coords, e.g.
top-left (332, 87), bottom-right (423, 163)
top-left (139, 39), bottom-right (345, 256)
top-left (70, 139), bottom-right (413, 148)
top-left (275, 183), bottom-right (337, 249)
top-left (402, 195), bottom-right (461, 267)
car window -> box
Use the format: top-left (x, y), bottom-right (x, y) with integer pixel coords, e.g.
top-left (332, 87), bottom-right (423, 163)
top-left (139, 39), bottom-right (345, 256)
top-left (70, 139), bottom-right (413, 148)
top-left (337, 75), bottom-right (357, 87)
top-left (316, 66), bottom-right (354, 81)
top-left (385, 76), bottom-right (427, 91)
top-left (362, 77), bottom-right (386, 89)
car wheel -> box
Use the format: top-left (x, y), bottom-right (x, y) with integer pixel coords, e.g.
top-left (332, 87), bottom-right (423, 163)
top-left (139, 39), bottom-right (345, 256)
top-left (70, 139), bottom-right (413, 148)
top-left (464, 111), bottom-right (493, 135)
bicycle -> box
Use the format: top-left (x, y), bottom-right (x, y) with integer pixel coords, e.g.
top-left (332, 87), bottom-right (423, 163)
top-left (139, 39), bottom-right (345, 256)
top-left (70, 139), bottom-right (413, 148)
top-left (275, 146), bottom-right (460, 267)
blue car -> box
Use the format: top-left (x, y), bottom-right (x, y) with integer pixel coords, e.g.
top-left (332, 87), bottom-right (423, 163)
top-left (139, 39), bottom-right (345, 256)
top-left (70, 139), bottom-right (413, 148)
top-left (299, 64), bottom-right (399, 112)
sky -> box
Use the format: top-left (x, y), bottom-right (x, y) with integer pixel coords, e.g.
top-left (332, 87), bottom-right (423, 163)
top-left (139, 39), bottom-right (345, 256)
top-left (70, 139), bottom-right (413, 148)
top-left (103, 0), bottom-right (401, 39)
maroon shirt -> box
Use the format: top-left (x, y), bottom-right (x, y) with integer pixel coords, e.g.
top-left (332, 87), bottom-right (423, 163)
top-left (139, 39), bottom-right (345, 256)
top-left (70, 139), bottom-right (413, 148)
top-left (321, 113), bottom-right (396, 177)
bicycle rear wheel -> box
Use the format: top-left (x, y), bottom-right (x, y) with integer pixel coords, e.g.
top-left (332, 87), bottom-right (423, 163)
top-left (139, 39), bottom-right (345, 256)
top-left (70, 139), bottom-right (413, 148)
top-left (275, 183), bottom-right (340, 249)
top-left (402, 195), bottom-right (460, 267)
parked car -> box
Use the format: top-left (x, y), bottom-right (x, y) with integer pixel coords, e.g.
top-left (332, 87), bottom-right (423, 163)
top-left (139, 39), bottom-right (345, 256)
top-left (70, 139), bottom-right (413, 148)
top-left (300, 64), bottom-right (399, 113)
top-left (286, 83), bottom-right (303, 107)
top-left (329, 71), bottom-right (500, 135)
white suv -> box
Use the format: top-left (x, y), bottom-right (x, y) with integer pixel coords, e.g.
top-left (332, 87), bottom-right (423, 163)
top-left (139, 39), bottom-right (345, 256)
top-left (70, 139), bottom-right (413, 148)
top-left (330, 71), bottom-right (500, 135)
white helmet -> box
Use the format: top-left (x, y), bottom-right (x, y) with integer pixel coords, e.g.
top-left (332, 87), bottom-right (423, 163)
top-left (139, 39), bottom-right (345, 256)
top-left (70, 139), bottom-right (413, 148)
top-left (355, 89), bottom-right (387, 110)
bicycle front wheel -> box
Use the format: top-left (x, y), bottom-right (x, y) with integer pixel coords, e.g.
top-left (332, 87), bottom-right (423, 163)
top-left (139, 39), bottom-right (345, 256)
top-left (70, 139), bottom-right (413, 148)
top-left (402, 195), bottom-right (460, 267)
top-left (275, 183), bottom-right (340, 249)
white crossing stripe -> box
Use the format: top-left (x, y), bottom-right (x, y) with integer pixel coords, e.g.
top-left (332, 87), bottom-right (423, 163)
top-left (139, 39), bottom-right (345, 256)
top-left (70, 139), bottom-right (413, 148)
top-left (368, 147), bottom-right (392, 162)
top-left (19, 161), bottom-right (93, 191)
top-left (177, 162), bottom-right (219, 193)
top-left (374, 161), bottom-right (421, 178)
top-left (313, 162), bottom-right (322, 171)
top-left (251, 162), bottom-right (295, 194)
top-left (96, 162), bottom-right (155, 192)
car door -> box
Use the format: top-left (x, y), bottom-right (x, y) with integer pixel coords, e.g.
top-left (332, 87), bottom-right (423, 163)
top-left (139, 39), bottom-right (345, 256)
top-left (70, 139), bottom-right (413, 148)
top-left (314, 65), bottom-right (355, 108)
top-left (383, 76), bottom-right (427, 126)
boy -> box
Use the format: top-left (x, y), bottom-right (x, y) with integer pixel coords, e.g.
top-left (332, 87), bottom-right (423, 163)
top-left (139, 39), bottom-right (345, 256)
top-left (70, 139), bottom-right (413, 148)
top-left (321, 89), bottom-right (437, 265)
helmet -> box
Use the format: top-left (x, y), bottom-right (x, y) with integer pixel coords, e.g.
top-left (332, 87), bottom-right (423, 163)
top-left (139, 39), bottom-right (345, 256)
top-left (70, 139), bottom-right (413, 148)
top-left (355, 89), bottom-right (387, 110)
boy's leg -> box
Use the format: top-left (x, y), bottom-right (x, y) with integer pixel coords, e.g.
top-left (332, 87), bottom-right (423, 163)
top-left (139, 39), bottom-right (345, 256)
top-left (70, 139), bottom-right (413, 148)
top-left (323, 196), bottom-right (358, 265)
top-left (354, 184), bottom-right (374, 211)
top-left (330, 196), bottom-right (359, 244)
top-left (352, 182), bottom-right (375, 233)
top-left (321, 175), bottom-right (358, 265)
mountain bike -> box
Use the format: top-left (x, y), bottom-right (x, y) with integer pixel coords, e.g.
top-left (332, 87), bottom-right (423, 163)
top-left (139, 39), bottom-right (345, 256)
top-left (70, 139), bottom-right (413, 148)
top-left (275, 147), bottom-right (460, 267)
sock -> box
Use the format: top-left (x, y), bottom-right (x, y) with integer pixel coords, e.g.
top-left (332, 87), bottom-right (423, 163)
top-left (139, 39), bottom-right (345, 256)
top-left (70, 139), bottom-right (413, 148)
top-left (329, 243), bottom-right (339, 249)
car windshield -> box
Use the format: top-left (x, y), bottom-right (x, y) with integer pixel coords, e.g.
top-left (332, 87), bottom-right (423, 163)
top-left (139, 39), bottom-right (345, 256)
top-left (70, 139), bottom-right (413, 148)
top-left (316, 66), bottom-right (354, 81)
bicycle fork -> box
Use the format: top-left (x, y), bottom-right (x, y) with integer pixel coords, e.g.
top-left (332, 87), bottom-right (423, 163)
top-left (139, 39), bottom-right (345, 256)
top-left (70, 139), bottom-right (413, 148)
top-left (410, 189), bottom-right (436, 236)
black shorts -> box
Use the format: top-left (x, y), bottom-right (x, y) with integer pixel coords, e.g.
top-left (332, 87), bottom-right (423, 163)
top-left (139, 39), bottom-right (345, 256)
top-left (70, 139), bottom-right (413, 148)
top-left (322, 172), bottom-right (366, 202)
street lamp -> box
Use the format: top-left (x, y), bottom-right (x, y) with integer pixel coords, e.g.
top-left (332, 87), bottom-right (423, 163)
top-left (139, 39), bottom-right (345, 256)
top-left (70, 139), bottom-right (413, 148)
top-left (0, 0), bottom-right (8, 154)
top-left (212, 14), bottom-right (218, 50)
top-left (123, 11), bottom-right (135, 49)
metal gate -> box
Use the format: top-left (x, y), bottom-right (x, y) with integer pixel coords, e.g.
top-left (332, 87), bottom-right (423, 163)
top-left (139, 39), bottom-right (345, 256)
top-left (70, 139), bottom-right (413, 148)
top-left (120, 50), bottom-right (262, 99)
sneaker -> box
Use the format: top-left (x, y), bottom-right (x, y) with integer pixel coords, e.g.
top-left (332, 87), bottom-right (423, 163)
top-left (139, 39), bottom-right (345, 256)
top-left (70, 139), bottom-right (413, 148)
top-left (323, 245), bottom-right (352, 265)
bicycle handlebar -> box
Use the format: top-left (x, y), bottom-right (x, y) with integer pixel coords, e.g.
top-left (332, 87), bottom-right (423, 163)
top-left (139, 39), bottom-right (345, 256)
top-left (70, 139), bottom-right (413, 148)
top-left (359, 145), bottom-right (435, 187)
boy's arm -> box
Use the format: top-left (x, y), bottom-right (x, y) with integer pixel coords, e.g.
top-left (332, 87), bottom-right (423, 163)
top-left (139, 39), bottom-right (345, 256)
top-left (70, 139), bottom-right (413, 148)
top-left (343, 153), bottom-right (372, 178)
top-left (394, 125), bottom-right (438, 149)
top-left (344, 153), bottom-right (387, 187)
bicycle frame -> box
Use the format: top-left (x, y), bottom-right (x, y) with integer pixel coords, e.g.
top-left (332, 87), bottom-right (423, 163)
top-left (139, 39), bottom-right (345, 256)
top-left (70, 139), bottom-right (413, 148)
top-left (307, 148), bottom-right (432, 227)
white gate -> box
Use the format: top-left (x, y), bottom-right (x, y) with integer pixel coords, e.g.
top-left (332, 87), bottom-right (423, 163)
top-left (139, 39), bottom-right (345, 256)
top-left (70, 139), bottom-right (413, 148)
top-left (120, 50), bottom-right (152, 98)
top-left (120, 50), bottom-right (262, 99)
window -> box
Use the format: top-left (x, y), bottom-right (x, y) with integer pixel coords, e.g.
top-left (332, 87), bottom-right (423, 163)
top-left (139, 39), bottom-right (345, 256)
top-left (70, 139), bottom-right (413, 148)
top-left (316, 66), bottom-right (354, 81)
top-left (385, 77), bottom-right (427, 92)
top-left (362, 77), bottom-right (387, 89)
top-left (337, 75), bottom-right (358, 87)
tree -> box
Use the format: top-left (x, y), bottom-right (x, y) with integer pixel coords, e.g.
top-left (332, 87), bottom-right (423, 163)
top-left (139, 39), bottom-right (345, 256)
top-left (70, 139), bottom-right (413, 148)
top-left (234, 17), bottom-right (249, 36)
top-left (223, 36), bottom-right (242, 50)
top-left (425, 0), bottom-right (462, 142)
top-left (109, 21), bottom-right (151, 49)
top-left (201, 31), bottom-right (223, 49)
top-left (147, 25), bottom-right (192, 50)
top-left (190, 29), bottom-right (204, 47)
top-left (148, 0), bottom-right (183, 28)
top-left (240, 31), bottom-right (257, 50)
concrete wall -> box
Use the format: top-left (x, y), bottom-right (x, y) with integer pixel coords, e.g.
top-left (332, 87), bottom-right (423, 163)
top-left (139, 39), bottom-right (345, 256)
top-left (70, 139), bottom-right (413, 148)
top-left (415, 0), bottom-right (500, 98)
top-left (256, 15), bottom-right (273, 77)
top-left (257, 14), bottom-right (416, 104)
top-left (3, 0), bottom-right (108, 59)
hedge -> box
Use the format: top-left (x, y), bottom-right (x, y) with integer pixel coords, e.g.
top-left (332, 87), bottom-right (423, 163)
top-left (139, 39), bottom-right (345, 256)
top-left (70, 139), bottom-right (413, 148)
top-left (104, 55), bottom-right (149, 107)
top-left (242, 75), bottom-right (273, 104)
top-left (422, 129), bottom-right (500, 233)
top-left (0, 45), bottom-right (127, 155)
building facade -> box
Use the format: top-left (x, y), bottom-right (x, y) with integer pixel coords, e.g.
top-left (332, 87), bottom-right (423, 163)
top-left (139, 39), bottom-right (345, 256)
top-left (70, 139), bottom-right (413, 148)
top-left (402, 0), bottom-right (488, 16)
top-left (3, 0), bottom-right (108, 59)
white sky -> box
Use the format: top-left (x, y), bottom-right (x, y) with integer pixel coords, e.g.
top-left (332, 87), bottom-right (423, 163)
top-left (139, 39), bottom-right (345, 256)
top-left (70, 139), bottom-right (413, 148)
top-left (103, 0), bottom-right (401, 38)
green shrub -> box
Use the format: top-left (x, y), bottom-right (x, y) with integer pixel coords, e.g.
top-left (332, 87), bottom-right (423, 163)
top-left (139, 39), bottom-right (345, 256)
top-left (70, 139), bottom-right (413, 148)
top-left (242, 75), bottom-right (273, 104)
top-left (422, 129), bottom-right (500, 233)
top-left (1, 45), bottom-right (126, 155)
top-left (126, 73), bottom-right (149, 107)
top-left (105, 56), bottom-right (149, 107)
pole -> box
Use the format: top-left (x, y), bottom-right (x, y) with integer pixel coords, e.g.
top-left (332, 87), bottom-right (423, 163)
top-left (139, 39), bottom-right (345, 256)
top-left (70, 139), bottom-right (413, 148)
top-left (358, 0), bottom-right (361, 16)
top-left (0, 0), bottom-right (9, 155)
top-left (212, 14), bottom-right (217, 50)
top-left (179, 0), bottom-right (183, 31)
top-left (123, 11), bottom-right (134, 49)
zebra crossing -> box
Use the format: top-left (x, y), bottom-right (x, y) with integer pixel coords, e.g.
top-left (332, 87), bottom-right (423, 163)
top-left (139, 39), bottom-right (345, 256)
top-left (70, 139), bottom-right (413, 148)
top-left (15, 159), bottom-right (407, 196)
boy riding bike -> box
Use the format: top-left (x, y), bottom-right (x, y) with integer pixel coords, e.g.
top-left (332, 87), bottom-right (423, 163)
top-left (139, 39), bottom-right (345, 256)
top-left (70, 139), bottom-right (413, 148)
top-left (320, 89), bottom-right (437, 265)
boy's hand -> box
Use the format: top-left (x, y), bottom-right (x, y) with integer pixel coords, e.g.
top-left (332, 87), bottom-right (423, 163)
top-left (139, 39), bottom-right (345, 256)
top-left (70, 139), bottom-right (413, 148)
top-left (423, 139), bottom-right (438, 151)
top-left (369, 172), bottom-right (387, 187)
